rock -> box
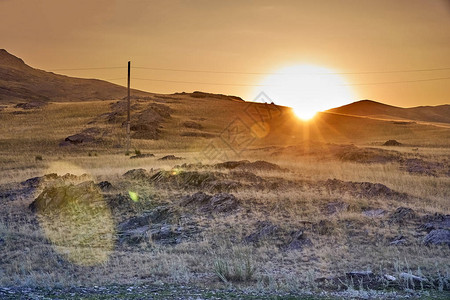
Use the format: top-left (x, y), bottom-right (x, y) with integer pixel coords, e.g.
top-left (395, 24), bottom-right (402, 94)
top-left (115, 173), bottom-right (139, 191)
top-left (123, 168), bottom-right (149, 180)
top-left (61, 127), bottom-right (103, 145)
top-left (180, 192), bottom-right (239, 214)
top-left (384, 274), bottom-right (397, 281)
top-left (15, 101), bottom-right (47, 110)
top-left (117, 207), bottom-right (199, 245)
top-left (400, 158), bottom-right (446, 177)
top-left (21, 173), bottom-right (59, 188)
top-left (130, 153), bottom-right (155, 159)
top-left (29, 181), bottom-right (102, 213)
top-left (180, 131), bottom-right (215, 138)
top-left (149, 225), bottom-right (180, 243)
top-left (150, 170), bottom-right (217, 189)
top-left (118, 207), bottom-right (175, 232)
top-left (214, 160), bottom-right (250, 169)
top-left (314, 220), bottom-right (334, 235)
top-left (383, 140), bottom-right (402, 146)
top-left (389, 235), bottom-right (407, 245)
top-left (119, 225), bottom-right (150, 244)
top-left (208, 180), bottom-right (242, 192)
top-left (240, 160), bottom-right (284, 171)
top-left (129, 103), bottom-right (172, 140)
top-left (214, 160), bottom-right (284, 172)
top-left (244, 221), bottom-right (279, 243)
top-left (389, 207), bottom-right (416, 224)
top-left (158, 155), bottom-right (183, 160)
top-left (182, 121), bottom-right (203, 130)
top-left (325, 179), bottom-right (405, 199)
top-left (335, 145), bottom-right (400, 164)
top-left (97, 181), bottom-right (112, 191)
top-left (285, 230), bottom-right (312, 251)
top-left (325, 201), bottom-right (349, 215)
top-left (180, 192), bottom-right (211, 207)
top-left (423, 229), bottom-right (450, 246)
top-left (208, 193), bottom-right (239, 213)
top-left (399, 272), bottom-right (428, 283)
top-left (64, 133), bottom-right (95, 144)
top-left (419, 214), bottom-right (450, 232)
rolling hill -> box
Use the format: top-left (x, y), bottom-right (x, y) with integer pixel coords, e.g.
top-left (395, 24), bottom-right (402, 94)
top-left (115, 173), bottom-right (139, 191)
top-left (0, 49), bottom-right (151, 103)
top-left (1, 50), bottom-right (449, 148)
top-left (327, 99), bottom-right (450, 124)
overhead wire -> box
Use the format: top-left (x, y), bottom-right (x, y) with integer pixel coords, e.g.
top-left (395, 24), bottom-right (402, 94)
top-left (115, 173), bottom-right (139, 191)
top-left (49, 65), bottom-right (450, 86)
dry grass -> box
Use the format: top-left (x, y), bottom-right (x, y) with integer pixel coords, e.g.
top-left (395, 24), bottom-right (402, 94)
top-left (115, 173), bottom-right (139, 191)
top-left (0, 98), bottom-right (449, 295)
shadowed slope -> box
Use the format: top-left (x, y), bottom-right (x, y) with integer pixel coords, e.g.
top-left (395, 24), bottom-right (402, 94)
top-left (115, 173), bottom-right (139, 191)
top-left (0, 49), bottom-right (151, 102)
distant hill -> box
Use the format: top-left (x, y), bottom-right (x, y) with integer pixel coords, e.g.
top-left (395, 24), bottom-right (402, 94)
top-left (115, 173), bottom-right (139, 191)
top-left (327, 100), bottom-right (450, 124)
top-left (0, 49), bottom-right (151, 102)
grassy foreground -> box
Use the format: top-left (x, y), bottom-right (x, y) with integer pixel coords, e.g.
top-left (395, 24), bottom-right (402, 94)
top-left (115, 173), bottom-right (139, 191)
top-left (0, 98), bottom-right (449, 299)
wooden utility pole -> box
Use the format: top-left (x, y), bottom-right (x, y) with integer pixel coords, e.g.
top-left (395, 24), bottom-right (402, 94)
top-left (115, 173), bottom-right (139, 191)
top-left (126, 61), bottom-right (131, 153)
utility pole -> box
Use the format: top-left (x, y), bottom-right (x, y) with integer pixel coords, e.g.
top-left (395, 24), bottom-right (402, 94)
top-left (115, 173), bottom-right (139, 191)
top-left (126, 61), bottom-right (131, 153)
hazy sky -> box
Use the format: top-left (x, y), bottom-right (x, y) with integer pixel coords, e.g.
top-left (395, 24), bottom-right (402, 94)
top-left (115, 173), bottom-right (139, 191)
top-left (1, 0), bottom-right (449, 107)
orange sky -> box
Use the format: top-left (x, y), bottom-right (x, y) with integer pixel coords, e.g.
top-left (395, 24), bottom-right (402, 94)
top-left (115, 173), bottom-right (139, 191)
top-left (1, 0), bottom-right (449, 107)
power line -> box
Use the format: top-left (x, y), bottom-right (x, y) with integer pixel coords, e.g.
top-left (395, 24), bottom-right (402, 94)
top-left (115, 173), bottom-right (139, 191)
top-left (342, 77), bottom-right (450, 86)
top-left (49, 65), bottom-right (450, 75)
top-left (50, 66), bottom-right (124, 71)
top-left (133, 66), bottom-right (450, 75)
top-left (131, 76), bottom-right (450, 87)
top-left (133, 77), bottom-right (267, 87)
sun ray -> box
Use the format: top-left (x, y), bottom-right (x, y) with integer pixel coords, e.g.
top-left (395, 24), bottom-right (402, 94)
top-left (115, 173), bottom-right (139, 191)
top-left (250, 64), bottom-right (356, 120)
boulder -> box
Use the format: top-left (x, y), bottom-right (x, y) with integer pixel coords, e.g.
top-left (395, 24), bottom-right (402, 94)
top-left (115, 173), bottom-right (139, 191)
top-left (389, 207), bottom-right (416, 224)
top-left (182, 121), bottom-right (203, 130)
top-left (208, 193), bottom-right (240, 213)
top-left (123, 168), bottom-right (149, 181)
top-left (15, 101), bottom-right (47, 110)
top-left (419, 214), bottom-right (450, 232)
top-left (325, 179), bottom-right (405, 199)
top-left (383, 140), bottom-right (402, 146)
top-left (324, 201), bottom-right (349, 215)
top-left (285, 230), bottom-right (312, 251)
top-left (423, 229), bottom-right (450, 246)
top-left (362, 208), bottom-right (386, 217)
top-left (97, 181), bottom-right (112, 191)
top-left (180, 192), bottom-right (239, 214)
top-left (29, 181), bottom-right (102, 213)
top-left (244, 221), bottom-right (279, 244)
top-left (130, 153), bottom-right (155, 159)
top-left (158, 155), bottom-right (183, 160)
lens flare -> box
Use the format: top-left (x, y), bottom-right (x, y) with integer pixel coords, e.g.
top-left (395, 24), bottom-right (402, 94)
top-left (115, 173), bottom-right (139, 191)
top-left (34, 162), bottom-right (115, 266)
top-left (128, 191), bottom-right (139, 202)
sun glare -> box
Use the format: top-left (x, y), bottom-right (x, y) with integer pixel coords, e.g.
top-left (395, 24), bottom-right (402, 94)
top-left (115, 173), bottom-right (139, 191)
top-left (251, 64), bottom-right (356, 120)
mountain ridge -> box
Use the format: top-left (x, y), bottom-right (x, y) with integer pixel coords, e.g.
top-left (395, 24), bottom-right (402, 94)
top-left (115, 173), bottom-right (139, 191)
top-left (0, 49), bottom-right (152, 102)
top-left (328, 99), bottom-right (450, 124)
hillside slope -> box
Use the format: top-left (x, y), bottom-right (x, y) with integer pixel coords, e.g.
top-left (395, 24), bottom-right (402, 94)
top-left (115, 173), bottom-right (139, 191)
top-left (327, 100), bottom-right (450, 124)
top-left (0, 49), bottom-right (151, 102)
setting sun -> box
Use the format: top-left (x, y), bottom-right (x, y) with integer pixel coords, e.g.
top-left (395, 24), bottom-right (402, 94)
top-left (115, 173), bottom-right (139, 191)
top-left (251, 64), bottom-right (356, 120)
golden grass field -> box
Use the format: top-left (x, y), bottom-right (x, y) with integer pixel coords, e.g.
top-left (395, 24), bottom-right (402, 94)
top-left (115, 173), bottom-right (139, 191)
top-left (0, 95), bottom-right (449, 298)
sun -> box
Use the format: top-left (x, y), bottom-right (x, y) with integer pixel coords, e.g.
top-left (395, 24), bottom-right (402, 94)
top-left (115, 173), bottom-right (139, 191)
top-left (250, 64), bottom-right (356, 120)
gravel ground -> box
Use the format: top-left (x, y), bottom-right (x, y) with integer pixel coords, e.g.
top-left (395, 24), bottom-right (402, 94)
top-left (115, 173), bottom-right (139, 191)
top-left (0, 284), bottom-right (446, 300)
